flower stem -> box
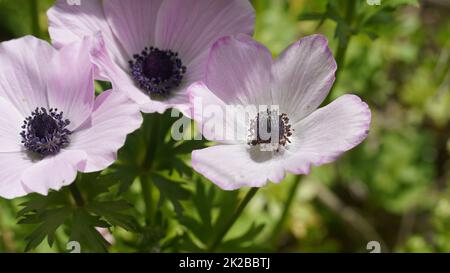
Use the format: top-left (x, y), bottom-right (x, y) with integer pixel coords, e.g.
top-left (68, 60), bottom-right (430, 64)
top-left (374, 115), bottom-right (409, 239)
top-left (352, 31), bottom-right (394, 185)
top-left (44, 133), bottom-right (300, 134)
top-left (270, 176), bottom-right (301, 246)
top-left (69, 183), bottom-right (84, 207)
top-left (140, 176), bottom-right (154, 225)
top-left (207, 187), bottom-right (259, 252)
top-left (141, 115), bottom-right (160, 225)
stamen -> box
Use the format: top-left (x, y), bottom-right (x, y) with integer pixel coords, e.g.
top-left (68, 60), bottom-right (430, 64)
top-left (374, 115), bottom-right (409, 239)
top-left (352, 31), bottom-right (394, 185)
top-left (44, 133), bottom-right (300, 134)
top-left (248, 110), bottom-right (293, 152)
top-left (20, 107), bottom-right (71, 156)
top-left (129, 47), bottom-right (186, 96)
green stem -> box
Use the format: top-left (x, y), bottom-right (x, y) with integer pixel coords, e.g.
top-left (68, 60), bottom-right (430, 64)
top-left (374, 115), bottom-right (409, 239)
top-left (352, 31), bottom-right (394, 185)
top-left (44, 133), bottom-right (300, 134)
top-left (143, 114), bottom-right (161, 170)
top-left (207, 188), bottom-right (259, 252)
top-left (140, 176), bottom-right (154, 225)
top-left (30, 0), bottom-right (41, 38)
top-left (69, 183), bottom-right (84, 207)
top-left (270, 176), bottom-right (301, 246)
top-left (141, 115), bottom-right (161, 225)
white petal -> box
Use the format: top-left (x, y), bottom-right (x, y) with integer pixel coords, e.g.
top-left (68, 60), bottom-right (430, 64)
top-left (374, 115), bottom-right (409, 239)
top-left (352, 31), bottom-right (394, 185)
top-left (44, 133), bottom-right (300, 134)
top-left (272, 35), bottom-right (337, 122)
top-left (20, 150), bottom-right (87, 196)
top-left (47, 0), bottom-right (129, 69)
top-left (0, 97), bottom-right (24, 152)
top-left (188, 82), bottom-right (248, 144)
top-left (47, 37), bottom-right (95, 130)
top-left (155, 0), bottom-right (254, 64)
top-left (104, 0), bottom-right (163, 57)
top-left (69, 90), bottom-right (142, 172)
top-left (0, 36), bottom-right (54, 116)
top-left (205, 35), bottom-right (273, 106)
top-left (284, 94), bottom-right (371, 174)
top-left (192, 144), bottom-right (285, 190)
top-left (0, 152), bottom-right (34, 199)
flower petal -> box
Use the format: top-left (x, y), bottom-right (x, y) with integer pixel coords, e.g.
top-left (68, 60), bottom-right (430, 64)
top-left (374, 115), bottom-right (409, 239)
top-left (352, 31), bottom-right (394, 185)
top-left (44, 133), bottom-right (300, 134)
top-left (155, 0), bottom-right (255, 64)
top-left (104, 0), bottom-right (163, 57)
top-left (205, 35), bottom-right (273, 105)
top-left (192, 95), bottom-right (371, 190)
top-left (47, 0), bottom-right (128, 69)
top-left (69, 90), bottom-right (142, 172)
top-left (89, 32), bottom-right (154, 110)
top-left (284, 94), bottom-right (371, 174)
top-left (20, 150), bottom-right (87, 196)
top-left (0, 36), bottom-right (54, 116)
top-left (188, 82), bottom-right (248, 143)
top-left (0, 152), bottom-right (34, 199)
top-left (272, 35), bottom-right (337, 123)
top-left (47, 37), bottom-right (95, 131)
top-left (192, 144), bottom-right (285, 190)
top-left (0, 97), bottom-right (24, 152)
top-left (89, 33), bottom-right (189, 115)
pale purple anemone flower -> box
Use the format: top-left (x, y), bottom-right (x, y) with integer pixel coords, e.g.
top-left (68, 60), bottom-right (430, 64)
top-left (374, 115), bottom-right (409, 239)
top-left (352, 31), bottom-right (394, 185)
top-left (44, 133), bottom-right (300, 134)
top-left (0, 36), bottom-right (142, 199)
top-left (47, 0), bottom-right (255, 115)
top-left (189, 34), bottom-right (371, 190)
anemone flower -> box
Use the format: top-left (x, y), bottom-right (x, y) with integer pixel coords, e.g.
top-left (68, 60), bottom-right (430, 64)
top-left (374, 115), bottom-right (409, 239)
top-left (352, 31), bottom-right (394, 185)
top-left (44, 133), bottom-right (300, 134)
top-left (0, 36), bottom-right (142, 199)
top-left (189, 34), bottom-right (371, 190)
top-left (47, 0), bottom-right (255, 115)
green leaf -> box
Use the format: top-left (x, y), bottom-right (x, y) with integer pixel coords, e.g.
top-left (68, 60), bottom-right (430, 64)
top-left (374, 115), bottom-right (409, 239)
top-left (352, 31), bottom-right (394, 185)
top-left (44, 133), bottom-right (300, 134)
top-left (17, 192), bottom-right (66, 218)
top-left (172, 140), bottom-right (209, 154)
top-left (192, 179), bottom-right (215, 229)
top-left (87, 201), bottom-right (141, 232)
top-left (214, 190), bottom-right (240, 228)
top-left (69, 209), bottom-right (110, 253)
top-left (179, 215), bottom-right (209, 244)
top-left (77, 172), bottom-right (118, 200)
top-left (222, 222), bottom-right (266, 248)
top-left (22, 207), bottom-right (71, 252)
top-left (172, 158), bottom-right (193, 177)
top-left (109, 165), bottom-right (140, 195)
top-left (151, 173), bottom-right (191, 216)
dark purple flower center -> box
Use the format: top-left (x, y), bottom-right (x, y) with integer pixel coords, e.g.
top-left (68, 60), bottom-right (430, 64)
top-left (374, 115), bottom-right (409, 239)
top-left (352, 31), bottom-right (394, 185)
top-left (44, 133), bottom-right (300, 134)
top-left (129, 47), bottom-right (186, 96)
top-left (248, 110), bottom-right (293, 151)
top-left (20, 108), bottom-right (71, 156)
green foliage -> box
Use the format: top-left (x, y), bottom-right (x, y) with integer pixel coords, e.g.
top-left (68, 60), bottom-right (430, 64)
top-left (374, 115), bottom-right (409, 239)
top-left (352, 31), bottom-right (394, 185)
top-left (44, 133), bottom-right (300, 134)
top-left (17, 173), bottom-right (139, 252)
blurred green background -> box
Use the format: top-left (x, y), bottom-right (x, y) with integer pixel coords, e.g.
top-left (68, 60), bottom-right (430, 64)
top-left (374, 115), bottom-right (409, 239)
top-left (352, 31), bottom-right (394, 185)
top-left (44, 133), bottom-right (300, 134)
top-left (0, 0), bottom-right (449, 253)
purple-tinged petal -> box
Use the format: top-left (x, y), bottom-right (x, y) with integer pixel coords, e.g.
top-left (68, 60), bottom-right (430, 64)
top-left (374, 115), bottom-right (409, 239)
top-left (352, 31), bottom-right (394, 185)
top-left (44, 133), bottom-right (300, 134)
top-left (96, 227), bottom-right (115, 245)
top-left (205, 35), bottom-right (273, 105)
top-left (47, 0), bottom-right (128, 70)
top-left (272, 35), bottom-right (337, 123)
top-left (0, 36), bottom-right (53, 116)
top-left (0, 97), bottom-right (24, 152)
top-left (284, 95), bottom-right (371, 174)
top-left (69, 90), bottom-right (142, 172)
top-left (188, 82), bottom-right (248, 143)
top-left (20, 150), bottom-right (87, 196)
top-left (0, 152), bottom-right (34, 199)
top-left (47, 37), bottom-right (95, 131)
top-left (89, 32), bottom-right (154, 110)
top-left (192, 144), bottom-right (285, 190)
top-left (192, 95), bottom-right (371, 189)
top-left (155, 0), bottom-right (255, 65)
top-left (89, 33), bottom-right (190, 115)
top-left (104, 0), bottom-right (163, 57)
